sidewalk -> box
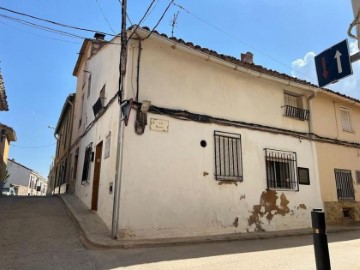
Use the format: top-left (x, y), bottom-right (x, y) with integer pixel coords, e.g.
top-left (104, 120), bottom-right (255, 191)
top-left (59, 194), bottom-right (360, 249)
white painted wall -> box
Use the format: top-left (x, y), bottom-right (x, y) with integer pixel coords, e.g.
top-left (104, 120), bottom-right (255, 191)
top-left (71, 32), bottom-right (322, 239)
top-left (6, 160), bottom-right (31, 190)
top-left (72, 40), bottom-right (120, 228)
top-left (118, 113), bottom-right (322, 239)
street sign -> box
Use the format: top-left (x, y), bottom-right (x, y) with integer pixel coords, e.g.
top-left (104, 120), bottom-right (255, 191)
top-left (315, 39), bottom-right (353, 87)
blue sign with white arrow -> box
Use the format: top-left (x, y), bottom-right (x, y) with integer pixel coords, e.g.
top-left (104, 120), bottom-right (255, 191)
top-left (314, 39), bottom-right (353, 88)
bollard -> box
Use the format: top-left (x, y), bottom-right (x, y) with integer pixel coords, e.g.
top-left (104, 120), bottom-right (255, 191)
top-left (311, 209), bottom-right (331, 270)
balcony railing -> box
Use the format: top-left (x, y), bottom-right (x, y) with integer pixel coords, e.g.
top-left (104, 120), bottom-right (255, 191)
top-left (284, 105), bottom-right (309, 121)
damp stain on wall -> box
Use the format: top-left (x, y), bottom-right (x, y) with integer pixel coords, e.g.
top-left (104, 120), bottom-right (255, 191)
top-left (247, 190), bottom-right (290, 232)
top-left (233, 217), bottom-right (239, 227)
top-left (218, 180), bottom-right (238, 186)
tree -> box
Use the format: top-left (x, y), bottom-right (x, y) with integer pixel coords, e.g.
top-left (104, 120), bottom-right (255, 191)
top-left (0, 169), bottom-right (10, 195)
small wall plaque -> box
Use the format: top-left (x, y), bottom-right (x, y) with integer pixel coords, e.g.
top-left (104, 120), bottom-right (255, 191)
top-left (150, 118), bottom-right (169, 133)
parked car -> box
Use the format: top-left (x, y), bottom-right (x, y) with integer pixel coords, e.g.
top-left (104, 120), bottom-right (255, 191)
top-left (1, 187), bottom-right (16, 196)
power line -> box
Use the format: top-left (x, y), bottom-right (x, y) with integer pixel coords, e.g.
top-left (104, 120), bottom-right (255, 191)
top-left (128, 0), bottom-right (157, 41)
top-left (142, 0), bottom-right (160, 23)
top-left (95, 0), bottom-right (116, 34)
top-left (10, 142), bottom-right (56, 149)
top-left (0, 6), bottom-right (117, 37)
top-left (171, 1), bottom-right (318, 82)
top-left (144, 0), bottom-right (175, 39)
top-left (118, 0), bottom-right (133, 25)
top-left (0, 18), bottom-right (82, 44)
top-left (0, 14), bottom-right (87, 39)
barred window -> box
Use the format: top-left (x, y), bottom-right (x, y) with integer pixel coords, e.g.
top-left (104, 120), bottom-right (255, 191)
top-left (283, 92), bottom-right (309, 121)
top-left (214, 131), bottom-right (243, 181)
top-left (334, 169), bottom-right (355, 200)
top-left (265, 149), bottom-right (298, 190)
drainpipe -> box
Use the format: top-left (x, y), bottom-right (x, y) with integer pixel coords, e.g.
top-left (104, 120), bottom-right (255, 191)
top-left (307, 92), bottom-right (324, 210)
top-left (307, 92), bottom-right (317, 135)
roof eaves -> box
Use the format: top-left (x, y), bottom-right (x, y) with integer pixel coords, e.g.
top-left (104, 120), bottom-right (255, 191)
top-left (55, 93), bottom-right (75, 134)
top-left (134, 26), bottom-right (360, 105)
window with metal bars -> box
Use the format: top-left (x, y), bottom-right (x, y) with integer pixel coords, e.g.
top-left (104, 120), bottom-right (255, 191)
top-left (334, 169), bottom-right (355, 200)
top-left (265, 149), bottom-right (298, 190)
top-left (214, 131), bottom-right (243, 181)
top-left (283, 92), bottom-right (309, 121)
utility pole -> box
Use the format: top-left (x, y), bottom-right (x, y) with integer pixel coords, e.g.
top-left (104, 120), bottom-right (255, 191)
top-left (111, 0), bottom-right (128, 239)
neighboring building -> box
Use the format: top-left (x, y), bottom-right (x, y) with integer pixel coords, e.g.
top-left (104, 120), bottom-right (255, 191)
top-left (311, 91), bottom-right (360, 223)
top-left (66, 27), bottom-right (329, 240)
top-left (0, 123), bottom-right (16, 182)
top-left (58, 26), bottom-right (360, 240)
top-left (6, 159), bottom-right (47, 196)
top-left (50, 93), bottom-right (75, 194)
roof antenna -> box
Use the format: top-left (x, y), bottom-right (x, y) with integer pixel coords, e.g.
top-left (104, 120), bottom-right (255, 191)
top-left (171, 11), bottom-right (179, 37)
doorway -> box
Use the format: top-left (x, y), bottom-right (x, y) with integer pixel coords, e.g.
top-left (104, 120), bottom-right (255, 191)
top-left (91, 141), bottom-right (103, 211)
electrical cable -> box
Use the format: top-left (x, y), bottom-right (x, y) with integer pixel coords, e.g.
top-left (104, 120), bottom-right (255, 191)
top-left (0, 14), bottom-right (87, 39)
top-left (142, 0), bottom-right (159, 23)
top-left (171, 1), bottom-right (318, 83)
top-left (10, 142), bottom-right (56, 149)
top-left (0, 18), bottom-right (82, 44)
top-left (118, 0), bottom-right (133, 25)
top-left (95, 0), bottom-right (116, 34)
top-left (144, 0), bottom-right (175, 39)
top-left (128, 0), bottom-right (157, 41)
top-left (0, 6), bottom-right (117, 37)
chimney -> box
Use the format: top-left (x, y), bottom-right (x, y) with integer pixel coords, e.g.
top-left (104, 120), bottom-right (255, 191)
top-left (241, 52), bottom-right (253, 64)
top-left (94, 32), bottom-right (106, 41)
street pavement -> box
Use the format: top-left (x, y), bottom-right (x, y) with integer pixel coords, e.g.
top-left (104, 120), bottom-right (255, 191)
top-left (1, 196), bottom-right (360, 270)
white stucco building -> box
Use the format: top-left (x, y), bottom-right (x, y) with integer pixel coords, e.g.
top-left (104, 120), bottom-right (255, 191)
top-left (6, 159), bottom-right (47, 196)
top-left (66, 27), bottom-right (328, 240)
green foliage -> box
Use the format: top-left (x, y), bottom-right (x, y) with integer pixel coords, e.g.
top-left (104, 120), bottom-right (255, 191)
top-left (1, 169), bottom-right (10, 183)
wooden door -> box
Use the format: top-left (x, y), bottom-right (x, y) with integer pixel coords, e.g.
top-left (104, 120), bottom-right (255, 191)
top-left (91, 141), bottom-right (103, 211)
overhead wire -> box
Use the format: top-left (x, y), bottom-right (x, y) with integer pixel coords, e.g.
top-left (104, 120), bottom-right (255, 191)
top-left (0, 14), bottom-right (87, 39)
top-left (10, 142), bottom-right (56, 149)
top-left (144, 0), bottom-right (175, 39)
top-left (0, 17), bottom-right (82, 44)
top-left (118, 0), bottom-right (133, 25)
top-left (0, 6), bottom-right (117, 37)
top-left (95, 0), bottom-right (117, 34)
top-left (128, 0), bottom-right (157, 41)
top-left (171, 1), bottom-right (318, 83)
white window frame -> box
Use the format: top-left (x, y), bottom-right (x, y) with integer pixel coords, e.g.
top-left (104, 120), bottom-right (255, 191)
top-left (340, 108), bottom-right (352, 132)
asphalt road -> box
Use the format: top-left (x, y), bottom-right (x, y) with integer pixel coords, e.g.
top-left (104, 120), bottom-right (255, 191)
top-left (1, 196), bottom-right (359, 270)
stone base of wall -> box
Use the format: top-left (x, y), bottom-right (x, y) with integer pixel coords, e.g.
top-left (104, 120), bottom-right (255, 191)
top-left (324, 201), bottom-right (360, 224)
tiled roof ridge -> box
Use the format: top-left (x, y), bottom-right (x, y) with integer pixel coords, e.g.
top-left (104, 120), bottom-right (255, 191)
top-left (135, 25), bottom-right (360, 104)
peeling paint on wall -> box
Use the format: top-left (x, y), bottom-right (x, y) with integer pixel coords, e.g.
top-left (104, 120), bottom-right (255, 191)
top-left (247, 190), bottom-right (290, 232)
top-left (233, 217), bottom-right (239, 227)
top-left (240, 194), bottom-right (246, 200)
top-left (298, 204), bottom-right (307, 210)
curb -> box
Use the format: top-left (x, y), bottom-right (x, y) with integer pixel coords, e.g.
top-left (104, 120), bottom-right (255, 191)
top-left (58, 195), bottom-right (360, 250)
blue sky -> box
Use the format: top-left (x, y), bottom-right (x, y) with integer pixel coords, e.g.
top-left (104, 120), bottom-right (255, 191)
top-left (0, 0), bottom-right (358, 178)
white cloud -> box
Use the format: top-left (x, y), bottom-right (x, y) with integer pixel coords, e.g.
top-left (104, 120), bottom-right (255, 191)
top-left (291, 41), bottom-right (360, 100)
